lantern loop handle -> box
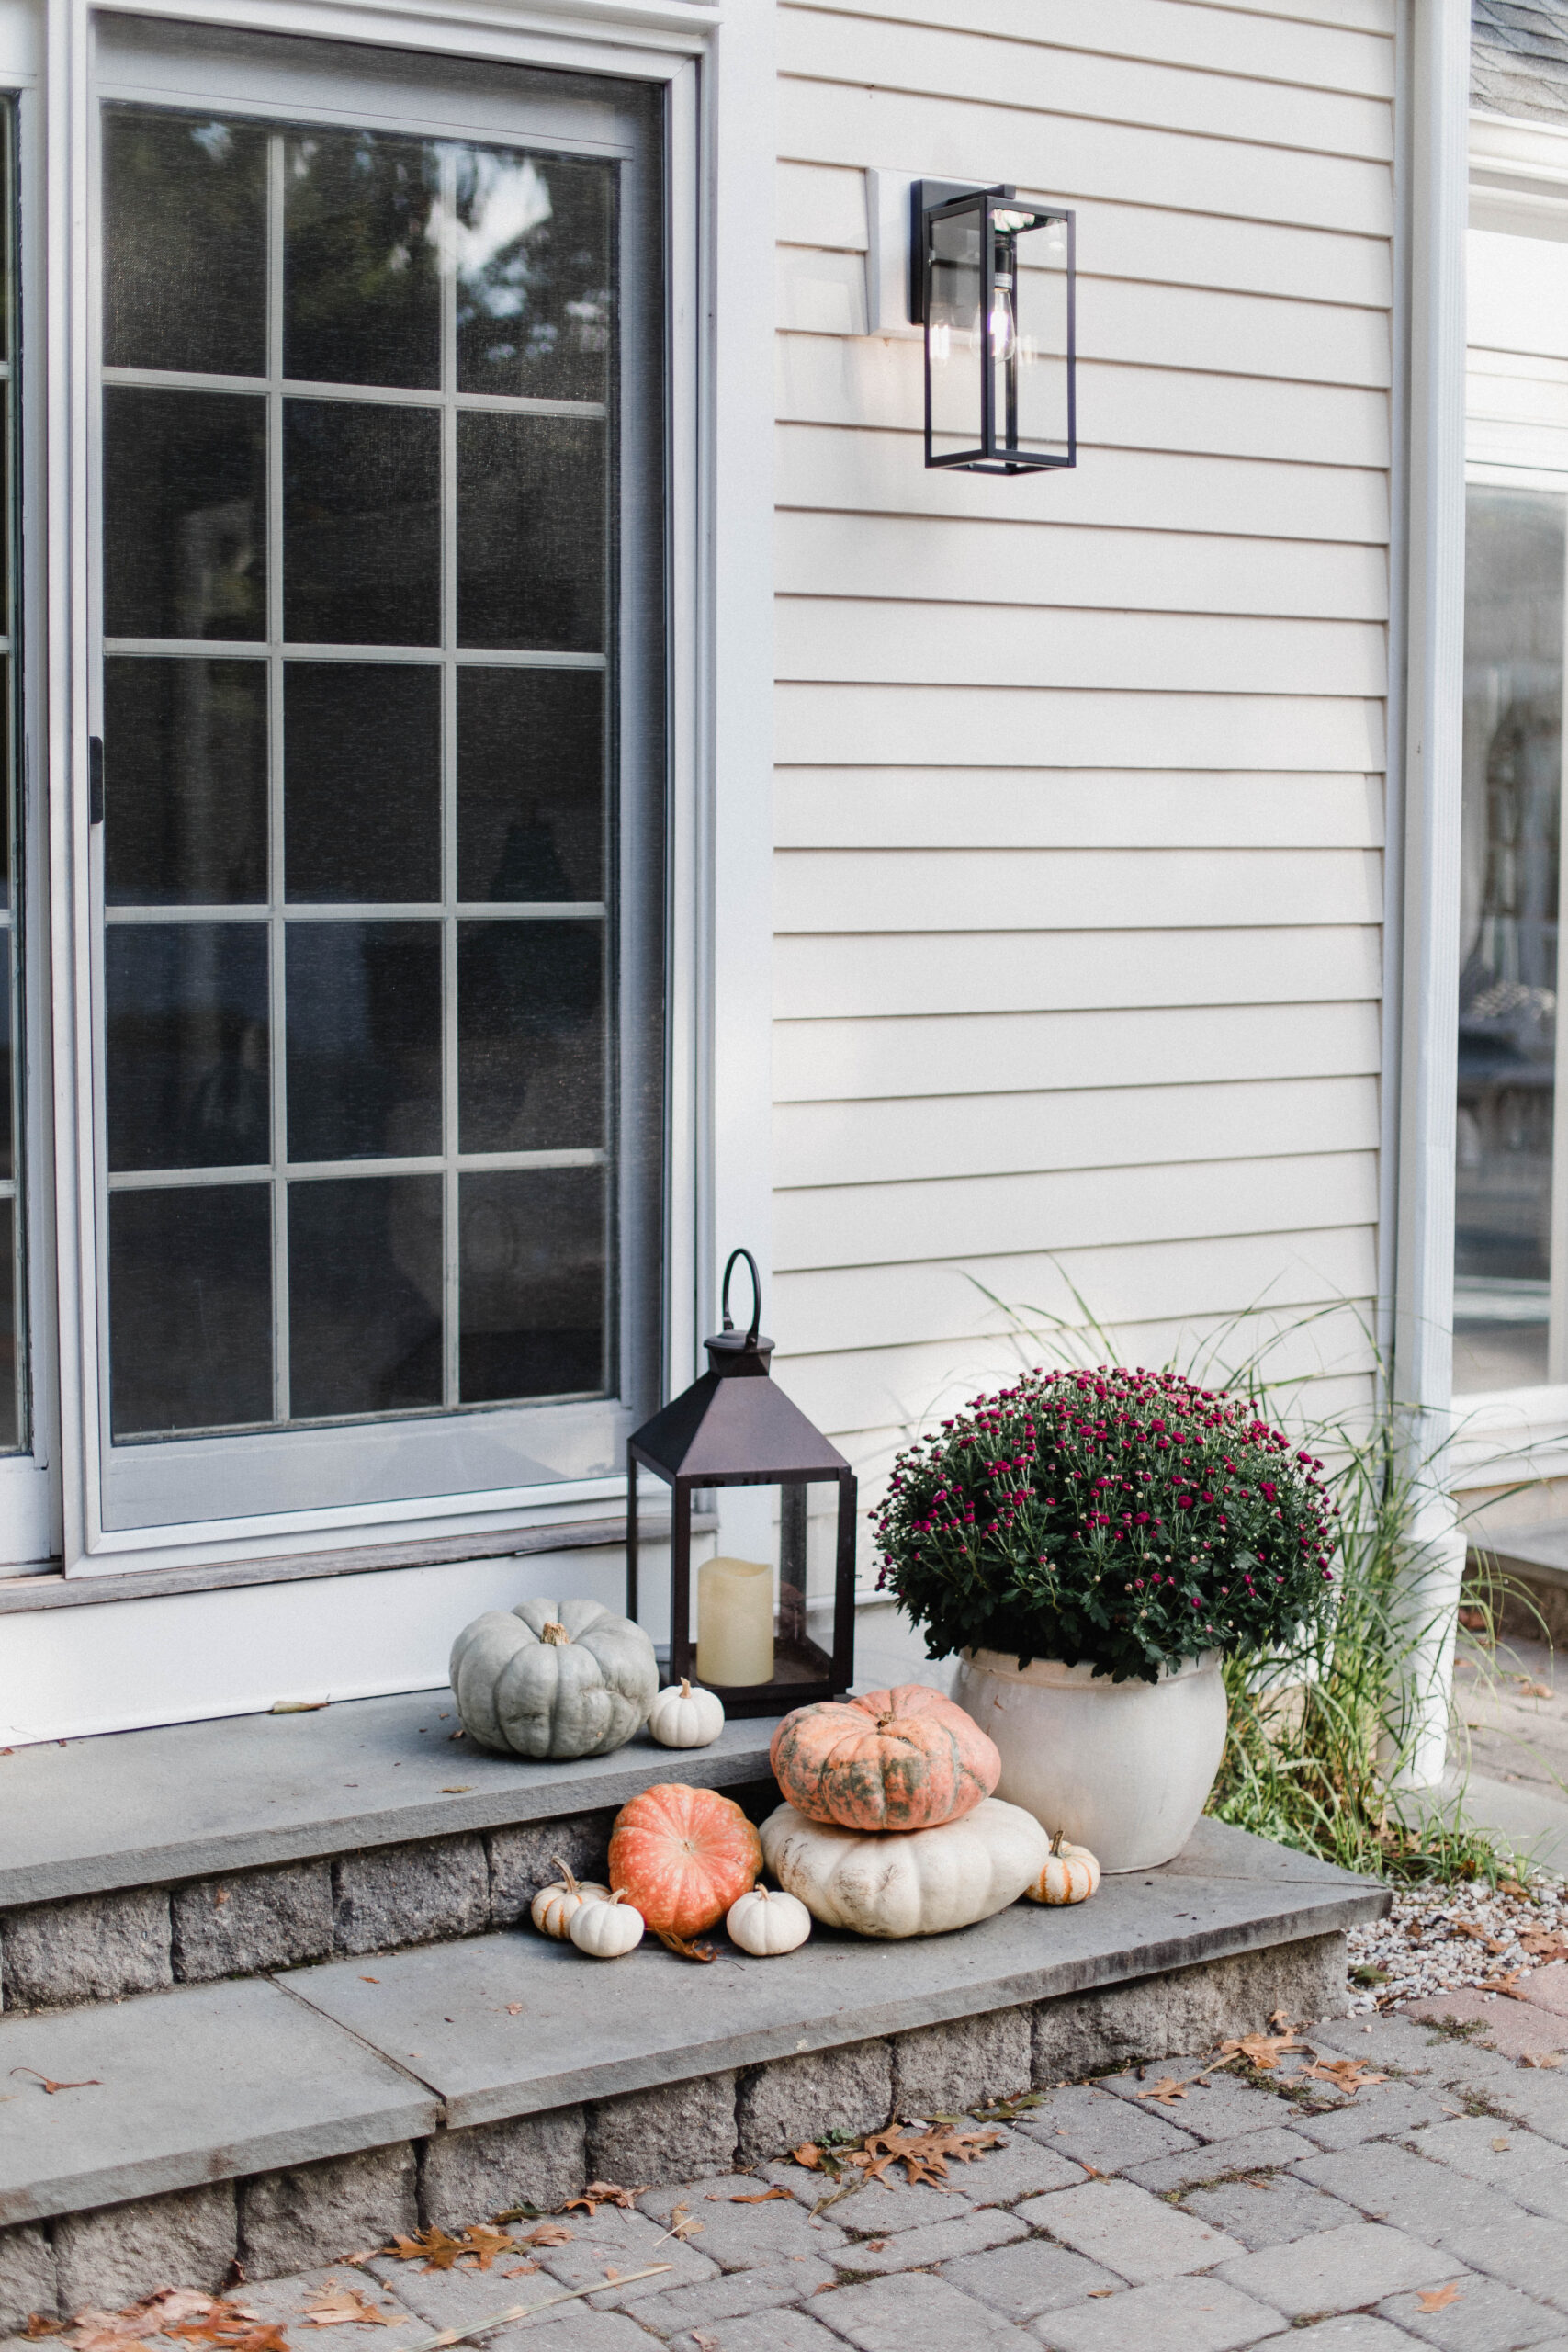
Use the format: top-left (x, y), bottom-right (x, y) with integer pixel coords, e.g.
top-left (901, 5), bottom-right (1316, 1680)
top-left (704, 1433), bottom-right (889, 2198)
top-left (720, 1248), bottom-right (761, 1348)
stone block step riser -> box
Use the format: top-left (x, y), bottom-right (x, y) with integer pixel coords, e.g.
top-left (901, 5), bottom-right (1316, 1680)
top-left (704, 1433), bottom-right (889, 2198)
top-left (0, 1933), bottom-right (1345, 2330)
top-left (0, 1786), bottom-right (779, 2011)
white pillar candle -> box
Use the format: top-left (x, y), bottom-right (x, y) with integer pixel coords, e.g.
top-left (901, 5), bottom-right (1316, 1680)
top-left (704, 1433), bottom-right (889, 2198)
top-left (696, 1555), bottom-right (774, 1686)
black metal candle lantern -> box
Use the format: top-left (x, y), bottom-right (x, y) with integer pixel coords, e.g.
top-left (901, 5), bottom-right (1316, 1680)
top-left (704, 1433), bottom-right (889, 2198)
top-left (910, 180), bottom-right (1076, 476)
top-left (626, 1250), bottom-right (857, 1717)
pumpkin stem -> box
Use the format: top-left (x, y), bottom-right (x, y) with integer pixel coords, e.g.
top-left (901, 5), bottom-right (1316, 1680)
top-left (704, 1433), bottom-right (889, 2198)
top-left (540, 1620), bottom-right (570, 1646)
top-left (550, 1854), bottom-right (580, 1898)
top-left (679, 1678), bottom-right (693, 1698)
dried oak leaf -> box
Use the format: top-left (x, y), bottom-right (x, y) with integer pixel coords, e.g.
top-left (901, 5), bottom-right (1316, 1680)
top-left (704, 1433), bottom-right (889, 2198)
top-left (729, 2188), bottom-right (791, 2204)
top-left (1302, 2058), bottom-right (1389, 2096)
top-left (1416, 2282), bottom-right (1463, 2313)
top-left (1219, 2029), bottom-right (1302, 2071)
top-left (516, 2223), bottom-right (573, 2246)
top-left (1136, 2077), bottom-right (1189, 2105)
top-left (564, 2182), bottom-right (644, 2216)
top-left (1521, 1931), bottom-right (1568, 1960)
top-left (791, 2144), bottom-right (824, 2171)
top-left (301, 2286), bottom-right (404, 2329)
top-left (656, 1931), bottom-right (718, 1964)
top-left (857, 2122), bottom-right (1001, 2188)
top-left (376, 2228), bottom-right (492, 2275)
top-left (23, 2319), bottom-right (64, 2340)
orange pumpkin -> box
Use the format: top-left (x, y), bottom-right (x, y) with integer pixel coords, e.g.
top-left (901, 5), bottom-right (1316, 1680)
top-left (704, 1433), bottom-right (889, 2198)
top-left (607, 1782), bottom-right (762, 1938)
top-left (770, 1684), bottom-right (1000, 1832)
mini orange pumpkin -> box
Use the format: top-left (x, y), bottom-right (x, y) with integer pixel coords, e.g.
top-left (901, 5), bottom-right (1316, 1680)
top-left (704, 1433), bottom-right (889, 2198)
top-left (607, 1782), bottom-right (762, 1938)
top-left (770, 1684), bottom-right (1000, 1833)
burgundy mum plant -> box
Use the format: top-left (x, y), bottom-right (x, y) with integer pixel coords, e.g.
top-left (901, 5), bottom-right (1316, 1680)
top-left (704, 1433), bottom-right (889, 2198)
top-left (874, 1365), bottom-right (1339, 1685)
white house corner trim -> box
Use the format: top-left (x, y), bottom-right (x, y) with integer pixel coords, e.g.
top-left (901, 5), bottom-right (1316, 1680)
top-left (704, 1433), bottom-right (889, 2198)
top-left (1393, 0), bottom-right (1470, 1787)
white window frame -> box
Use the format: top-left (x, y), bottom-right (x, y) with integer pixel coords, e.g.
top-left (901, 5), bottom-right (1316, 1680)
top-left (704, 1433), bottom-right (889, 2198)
top-left (37, 0), bottom-right (775, 1580)
top-left (1440, 107), bottom-right (1568, 1499)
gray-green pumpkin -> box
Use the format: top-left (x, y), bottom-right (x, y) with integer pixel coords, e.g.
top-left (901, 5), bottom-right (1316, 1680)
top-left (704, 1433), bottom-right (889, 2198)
top-left (449, 1597), bottom-right (659, 1760)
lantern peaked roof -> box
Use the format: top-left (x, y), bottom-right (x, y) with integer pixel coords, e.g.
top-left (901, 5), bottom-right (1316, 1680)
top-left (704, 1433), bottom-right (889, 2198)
top-left (1474, 0), bottom-right (1568, 121)
top-left (629, 1354), bottom-right (851, 1483)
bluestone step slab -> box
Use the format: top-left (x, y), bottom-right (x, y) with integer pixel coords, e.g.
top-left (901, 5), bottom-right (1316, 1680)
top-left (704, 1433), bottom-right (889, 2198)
top-left (0, 1976), bottom-right (438, 2226)
top-left (280, 1818), bottom-right (1384, 2129)
top-left (0, 1693), bottom-right (784, 1905)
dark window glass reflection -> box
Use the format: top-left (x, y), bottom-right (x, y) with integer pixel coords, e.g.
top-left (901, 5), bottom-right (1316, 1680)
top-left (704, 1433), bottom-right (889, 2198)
top-left (105, 389), bottom-right (265, 641)
top-left (0, 958), bottom-right (13, 1183)
top-left (109, 1183), bottom-right (272, 1434)
top-left (284, 662), bottom-right (440, 902)
top-left (1457, 486), bottom-right (1565, 1395)
top-left (104, 109), bottom-right (267, 379)
top-left (286, 922), bottom-right (440, 1162)
top-left (457, 414), bottom-right (604, 651)
top-left (288, 1174), bottom-right (442, 1417)
top-left (107, 925), bottom-right (269, 1172)
top-left (284, 400), bottom-right (440, 646)
top-left (285, 131), bottom-right (440, 391)
top-left (106, 658), bottom-right (268, 906)
top-left (458, 920), bottom-right (604, 1154)
top-left (459, 1166), bottom-right (604, 1403)
top-left (0, 1199), bottom-right (17, 1450)
top-left (457, 669), bottom-right (604, 905)
top-left (455, 149), bottom-right (612, 405)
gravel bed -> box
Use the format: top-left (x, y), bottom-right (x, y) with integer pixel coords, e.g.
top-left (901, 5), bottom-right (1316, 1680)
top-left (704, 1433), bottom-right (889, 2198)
top-left (1346, 1871), bottom-right (1568, 2010)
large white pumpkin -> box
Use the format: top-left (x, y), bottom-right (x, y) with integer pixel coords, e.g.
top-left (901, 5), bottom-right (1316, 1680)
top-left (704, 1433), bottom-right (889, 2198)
top-left (450, 1597), bottom-right (659, 1760)
top-left (760, 1797), bottom-right (1050, 1939)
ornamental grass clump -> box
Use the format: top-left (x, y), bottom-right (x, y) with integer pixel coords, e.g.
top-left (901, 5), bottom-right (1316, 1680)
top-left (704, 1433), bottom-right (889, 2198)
top-left (874, 1364), bottom-right (1339, 1685)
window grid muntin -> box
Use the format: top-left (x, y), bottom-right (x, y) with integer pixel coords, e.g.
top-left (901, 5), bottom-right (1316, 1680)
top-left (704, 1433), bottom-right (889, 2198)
top-left (100, 104), bottom-right (616, 1441)
top-left (0, 96), bottom-right (23, 1454)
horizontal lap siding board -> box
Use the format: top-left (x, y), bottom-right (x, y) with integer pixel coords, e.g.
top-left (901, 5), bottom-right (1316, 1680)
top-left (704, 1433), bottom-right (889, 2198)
top-left (769, 0), bottom-right (1394, 1541)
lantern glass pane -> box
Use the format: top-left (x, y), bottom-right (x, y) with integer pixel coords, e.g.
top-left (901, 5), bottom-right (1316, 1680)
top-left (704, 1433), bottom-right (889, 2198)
top-left (1010, 212), bottom-right (1072, 463)
top-left (928, 204), bottom-right (983, 460)
top-left (683, 1480), bottom-right (842, 1691)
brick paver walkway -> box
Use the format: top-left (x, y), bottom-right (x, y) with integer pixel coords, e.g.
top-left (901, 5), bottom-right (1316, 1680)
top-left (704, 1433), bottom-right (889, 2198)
top-left (80, 2006), bottom-right (1568, 2352)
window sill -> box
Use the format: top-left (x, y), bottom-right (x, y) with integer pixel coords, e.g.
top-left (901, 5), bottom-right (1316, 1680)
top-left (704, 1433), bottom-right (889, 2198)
top-left (0, 1512), bottom-right (712, 1613)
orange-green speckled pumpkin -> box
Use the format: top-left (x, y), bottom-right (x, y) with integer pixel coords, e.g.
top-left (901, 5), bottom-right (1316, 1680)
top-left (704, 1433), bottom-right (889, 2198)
top-left (769, 1684), bottom-right (1000, 1833)
top-left (607, 1781), bottom-right (762, 1938)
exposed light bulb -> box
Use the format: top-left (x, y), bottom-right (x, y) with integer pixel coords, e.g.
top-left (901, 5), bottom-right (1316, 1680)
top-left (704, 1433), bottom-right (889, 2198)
top-left (989, 279), bottom-right (1016, 363)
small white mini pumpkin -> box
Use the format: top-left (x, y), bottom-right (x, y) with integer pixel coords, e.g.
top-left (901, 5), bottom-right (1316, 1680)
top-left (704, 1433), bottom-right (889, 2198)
top-left (648, 1677), bottom-right (726, 1750)
top-left (531, 1857), bottom-right (611, 1940)
top-left (569, 1887), bottom-right (646, 1958)
top-left (1027, 1833), bottom-right (1100, 1906)
top-left (727, 1883), bottom-right (812, 1956)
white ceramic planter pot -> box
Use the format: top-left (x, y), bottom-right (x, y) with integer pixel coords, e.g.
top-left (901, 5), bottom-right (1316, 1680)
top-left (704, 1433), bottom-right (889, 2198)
top-left (953, 1647), bottom-right (1227, 1872)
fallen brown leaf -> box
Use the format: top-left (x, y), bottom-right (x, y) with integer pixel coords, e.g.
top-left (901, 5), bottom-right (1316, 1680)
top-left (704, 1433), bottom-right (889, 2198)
top-left (1079, 2163), bottom-right (1104, 2178)
top-left (358, 1977), bottom-right (378, 1984)
top-left (564, 2182), bottom-right (644, 2216)
top-left (656, 1930), bottom-right (718, 1963)
top-left (301, 2284), bottom-right (404, 2328)
top-left (516, 2223), bottom-right (572, 2247)
top-left (854, 2121), bottom-right (1002, 2188)
top-left (1301, 2058), bottom-right (1389, 2096)
top-left (1087, 2289), bottom-right (1116, 2299)
top-left (1524, 2052), bottom-right (1565, 2069)
top-left (10, 2067), bottom-right (100, 2095)
top-left (1522, 1931), bottom-right (1568, 1961)
top-left (500, 2267), bottom-right (537, 2278)
top-left (691, 2335), bottom-right (720, 2352)
top-left (269, 1700), bottom-right (327, 1713)
top-left (1502, 1879), bottom-right (1531, 1897)
top-left (440, 1786), bottom-right (471, 1795)
top-left (1136, 2077), bottom-right (1188, 2105)
top-left (377, 2224), bottom-right (513, 2274)
top-left (24, 2319), bottom-right (64, 2339)
top-left (505, 2005), bottom-right (524, 2016)
top-left (792, 2143), bottom-right (823, 2171)
top-left (1219, 2029), bottom-right (1303, 2072)
top-left (863, 2239), bottom-right (888, 2253)
top-left (730, 2188), bottom-right (791, 2204)
top-left (1416, 2281), bottom-right (1462, 2313)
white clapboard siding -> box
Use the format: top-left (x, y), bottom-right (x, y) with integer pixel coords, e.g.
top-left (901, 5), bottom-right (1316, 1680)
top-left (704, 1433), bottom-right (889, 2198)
top-left (780, 85), bottom-right (1393, 240)
top-left (773, 1001), bottom-right (1381, 1106)
top-left (782, 0), bottom-right (1394, 95)
top-left (776, 847), bottom-right (1382, 935)
top-left (774, 774), bottom-right (1384, 851)
top-left (775, 514), bottom-right (1389, 622)
top-left (774, 1278), bottom-right (1379, 1437)
top-left (778, 428), bottom-right (1388, 545)
top-left (775, 166), bottom-right (1393, 312)
top-left (769, 1), bottom-right (1393, 1464)
top-left (778, 341), bottom-right (1390, 469)
top-left (777, 603), bottom-right (1386, 698)
top-left (777, 1076), bottom-right (1381, 1191)
top-left (774, 927), bottom-right (1384, 1022)
top-left (774, 689), bottom-right (1384, 774)
top-left (778, 12), bottom-right (1392, 163)
top-left (775, 1224), bottom-right (1378, 1358)
top-left (777, 1150), bottom-right (1379, 1274)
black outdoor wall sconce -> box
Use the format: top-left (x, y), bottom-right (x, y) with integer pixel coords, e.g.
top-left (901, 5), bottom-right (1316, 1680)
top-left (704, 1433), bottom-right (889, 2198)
top-left (910, 180), bottom-right (1076, 475)
top-left (625, 1249), bottom-right (857, 1718)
